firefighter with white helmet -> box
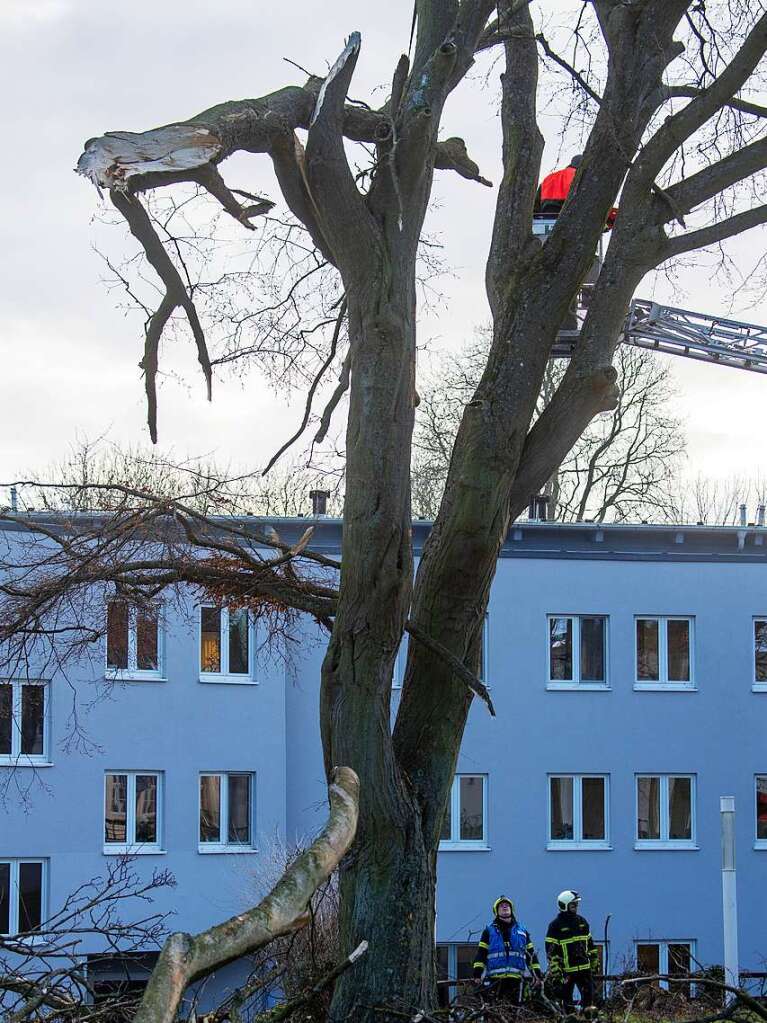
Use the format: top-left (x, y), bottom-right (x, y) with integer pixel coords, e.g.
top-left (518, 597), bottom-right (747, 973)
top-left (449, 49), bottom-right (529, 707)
top-left (545, 890), bottom-right (599, 1014)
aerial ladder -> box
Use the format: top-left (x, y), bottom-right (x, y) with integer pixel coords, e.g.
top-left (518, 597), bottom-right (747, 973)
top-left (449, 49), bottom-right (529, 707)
top-left (532, 217), bottom-right (767, 376)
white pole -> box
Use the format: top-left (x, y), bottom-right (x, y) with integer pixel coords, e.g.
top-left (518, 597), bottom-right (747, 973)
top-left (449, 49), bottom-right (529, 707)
top-left (720, 796), bottom-right (739, 1001)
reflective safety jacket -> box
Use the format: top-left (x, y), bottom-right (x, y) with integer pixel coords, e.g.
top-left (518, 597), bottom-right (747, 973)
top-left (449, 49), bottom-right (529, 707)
top-left (539, 166), bottom-right (577, 203)
top-left (474, 919), bottom-right (543, 980)
top-left (545, 912), bottom-right (599, 977)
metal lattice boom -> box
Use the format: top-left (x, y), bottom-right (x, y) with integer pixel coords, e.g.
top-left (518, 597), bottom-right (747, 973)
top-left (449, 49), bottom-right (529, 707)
top-left (552, 298), bottom-right (767, 375)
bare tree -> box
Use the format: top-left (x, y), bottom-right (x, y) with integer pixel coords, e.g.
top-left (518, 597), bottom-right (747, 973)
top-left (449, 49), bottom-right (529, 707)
top-left (664, 473), bottom-right (767, 525)
top-left (413, 341), bottom-right (685, 521)
top-left (6, 1), bottom-right (767, 1017)
top-left (14, 438), bottom-right (343, 518)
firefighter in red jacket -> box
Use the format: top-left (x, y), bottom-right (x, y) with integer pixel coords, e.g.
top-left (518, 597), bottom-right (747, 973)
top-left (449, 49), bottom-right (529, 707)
top-left (535, 154), bottom-right (582, 215)
top-left (535, 154), bottom-right (617, 227)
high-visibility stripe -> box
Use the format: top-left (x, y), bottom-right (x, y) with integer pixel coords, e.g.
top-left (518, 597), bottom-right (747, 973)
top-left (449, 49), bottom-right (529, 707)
top-left (478, 941), bottom-right (489, 949)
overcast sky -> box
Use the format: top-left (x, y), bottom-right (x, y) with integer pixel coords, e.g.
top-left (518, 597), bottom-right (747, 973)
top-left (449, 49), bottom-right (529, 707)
top-left (2, 0), bottom-right (766, 498)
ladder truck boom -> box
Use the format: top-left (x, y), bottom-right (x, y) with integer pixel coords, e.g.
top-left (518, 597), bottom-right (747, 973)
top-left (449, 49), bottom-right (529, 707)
top-left (552, 298), bottom-right (767, 374)
top-left (532, 216), bottom-right (767, 374)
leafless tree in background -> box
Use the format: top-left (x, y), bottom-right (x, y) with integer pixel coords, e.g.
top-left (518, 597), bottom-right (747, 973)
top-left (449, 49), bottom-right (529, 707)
top-left (413, 342), bottom-right (686, 521)
top-left (668, 473), bottom-right (767, 524)
top-left (5, 1), bottom-right (767, 1017)
top-left (14, 438), bottom-right (343, 518)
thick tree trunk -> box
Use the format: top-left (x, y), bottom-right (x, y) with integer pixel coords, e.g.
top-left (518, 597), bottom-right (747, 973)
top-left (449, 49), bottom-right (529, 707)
top-left (333, 814), bottom-right (437, 1020)
top-left (320, 272), bottom-right (429, 1020)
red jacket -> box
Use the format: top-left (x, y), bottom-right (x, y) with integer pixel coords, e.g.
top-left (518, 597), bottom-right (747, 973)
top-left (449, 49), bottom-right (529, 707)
top-left (540, 166), bottom-right (577, 202)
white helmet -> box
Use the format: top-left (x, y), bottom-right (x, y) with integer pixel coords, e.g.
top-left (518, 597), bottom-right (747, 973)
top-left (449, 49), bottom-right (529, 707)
top-left (557, 889), bottom-right (581, 912)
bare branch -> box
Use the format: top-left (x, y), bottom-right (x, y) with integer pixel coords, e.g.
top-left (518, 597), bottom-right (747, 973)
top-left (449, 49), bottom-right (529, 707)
top-left (405, 619), bottom-right (495, 716)
top-left (665, 84), bottom-right (767, 119)
top-left (110, 191), bottom-right (212, 443)
top-left (314, 350), bottom-right (351, 444)
top-left (661, 136), bottom-right (767, 219)
top-left (263, 297), bottom-right (348, 474)
top-left (664, 202), bottom-right (767, 258)
top-left (636, 12), bottom-right (767, 187)
top-left (535, 32), bottom-right (603, 105)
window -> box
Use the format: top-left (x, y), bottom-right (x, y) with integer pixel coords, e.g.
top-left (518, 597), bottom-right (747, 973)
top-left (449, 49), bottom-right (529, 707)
top-left (635, 617), bottom-right (694, 688)
top-left (199, 773), bottom-right (255, 851)
top-left (439, 775), bottom-right (487, 849)
top-left (548, 775), bottom-right (610, 848)
top-left (0, 680), bottom-right (49, 763)
top-left (754, 620), bottom-right (767, 690)
top-left (104, 772), bottom-right (163, 853)
top-left (199, 607), bottom-right (254, 682)
top-left (106, 601), bottom-right (162, 679)
top-left (756, 776), bottom-right (767, 847)
top-left (635, 941), bottom-right (695, 995)
top-left (0, 860), bottom-right (46, 935)
top-left (636, 775), bottom-right (695, 847)
top-left (436, 943), bottom-right (476, 1006)
top-left (547, 616), bottom-right (607, 687)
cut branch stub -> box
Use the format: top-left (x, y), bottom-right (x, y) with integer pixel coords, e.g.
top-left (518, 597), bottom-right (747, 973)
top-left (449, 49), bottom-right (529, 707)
top-left (434, 136), bottom-right (493, 186)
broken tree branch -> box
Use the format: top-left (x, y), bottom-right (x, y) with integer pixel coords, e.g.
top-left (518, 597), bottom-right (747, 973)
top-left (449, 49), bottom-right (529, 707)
top-left (132, 767), bottom-right (359, 1023)
top-left (251, 940), bottom-right (369, 1023)
top-left (109, 190), bottom-right (212, 443)
top-left (405, 619), bottom-right (495, 716)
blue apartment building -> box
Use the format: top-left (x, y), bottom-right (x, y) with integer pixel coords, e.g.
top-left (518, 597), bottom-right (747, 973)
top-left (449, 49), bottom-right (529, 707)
top-left (2, 516), bottom-right (766, 1005)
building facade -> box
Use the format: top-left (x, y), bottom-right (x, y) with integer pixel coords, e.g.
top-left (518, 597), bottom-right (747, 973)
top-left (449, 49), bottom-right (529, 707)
top-left (2, 517), bottom-right (766, 1005)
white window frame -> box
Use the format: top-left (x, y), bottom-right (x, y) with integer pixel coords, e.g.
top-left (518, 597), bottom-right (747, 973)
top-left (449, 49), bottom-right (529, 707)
top-left (634, 939), bottom-right (697, 991)
top-left (103, 771), bottom-right (164, 855)
top-left (198, 606), bottom-right (257, 684)
top-left (752, 618), bottom-right (767, 692)
top-left (439, 774), bottom-right (488, 851)
top-left (392, 641), bottom-right (406, 690)
top-left (0, 859), bottom-right (47, 936)
top-left (105, 602), bottom-right (165, 681)
top-left (634, 616), bottom-right (695, 691)
top-left (394, 616), bottom-right (489, 690)
top-left (634, 774), bottom-right (697, 849)
top-left (755, 775), bottom-right (767, 849)
top-left (547, 774), bottom-right (611, 850)
top-left (546, 614), bottom-right (610, 690)
top-left (0, 680), bottom-right (51, 766)
top-left (198, 772), bottom-right (256, 853)
top-left (436, 942), bottom-right (477, 999)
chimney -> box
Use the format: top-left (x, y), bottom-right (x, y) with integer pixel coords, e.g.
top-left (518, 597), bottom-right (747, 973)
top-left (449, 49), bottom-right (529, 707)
top-left (528, 493), bottom-right (550, 521)
top-left (758, 504), bottom-right (765, 527)
top-left (10, 487), bottom-right (17, 513)
top-left (309, 490), bottom-right (330, 516)
top-left (739, 503), bottom-right (747, 527)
